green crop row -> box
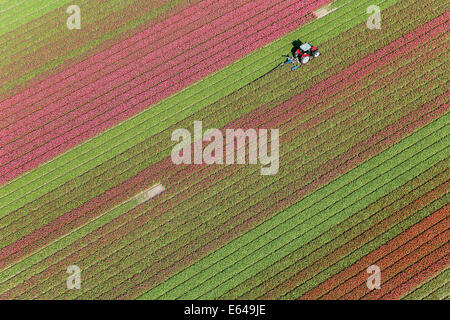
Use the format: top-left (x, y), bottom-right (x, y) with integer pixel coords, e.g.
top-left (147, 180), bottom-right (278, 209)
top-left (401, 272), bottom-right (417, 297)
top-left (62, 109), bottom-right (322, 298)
top-left (4, 25), bottom-right (446, 300)
top-left (402, 265), bottom-right (450, 300)
top-left (1, 0), bottom-right (442, 298)
top-left (45, 24), bottom-right (449, 300)
top-left (66, 58), bottom-right (442, 298)
top-left (0, 0), bottom-right (192, 94)
top-left (425, 283), bottom-right (450, 300)
top-left (285, 189), bottom-right (448, 300)
top-left (1, 0), bottom-right (190, 61)
top-left (7, 0), bottom-right (442, 242)
top-left (0, 0), bottom-right (397, 216)
top-left (5, 13), bottom-right (444, 298)
top-left (422, 275), bottom-right (450, 300)
top-left (0, 0), bottom-right (385, 247)
top-left (139, 114), bottom-right (449, 299)
top-left (225, 162), bottom-right (449, 299)
top-left (1, 0), bottom-right (122, 62)
top-left (0, 0), bottom-right (384, 292)
top-left (62, 42), bottom-right (449, 299)
top-left (0, 0), bottom-right (74, 36)
top-left (2, 0), bottom-right (423, 246)
top-left (188, 129), bottom-right (450, 300)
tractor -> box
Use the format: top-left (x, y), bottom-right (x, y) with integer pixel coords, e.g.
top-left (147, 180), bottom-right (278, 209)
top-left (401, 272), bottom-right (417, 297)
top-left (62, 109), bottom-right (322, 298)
top-left (276, 42), bottom-right (321, 71)
top-left (294, 43), bottom-right (320, 64)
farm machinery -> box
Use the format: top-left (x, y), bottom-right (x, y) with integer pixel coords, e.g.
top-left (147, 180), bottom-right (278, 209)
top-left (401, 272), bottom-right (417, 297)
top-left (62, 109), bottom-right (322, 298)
top-left (295, 43), bottom-right (320, 64)
top-left (281, 43), bottom-right (320, 71)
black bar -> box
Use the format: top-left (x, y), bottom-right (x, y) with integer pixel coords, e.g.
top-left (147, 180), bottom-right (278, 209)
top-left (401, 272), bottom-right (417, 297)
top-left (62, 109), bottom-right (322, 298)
top-left (0, 299), bottom-right (444, 319)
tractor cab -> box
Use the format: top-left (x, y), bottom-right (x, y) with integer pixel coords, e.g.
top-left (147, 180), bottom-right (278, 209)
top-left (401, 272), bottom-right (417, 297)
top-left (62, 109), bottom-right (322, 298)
top-left (296, 43), bottom-right (320, 64)
top-left (299, 43), bottom-right (312, 53)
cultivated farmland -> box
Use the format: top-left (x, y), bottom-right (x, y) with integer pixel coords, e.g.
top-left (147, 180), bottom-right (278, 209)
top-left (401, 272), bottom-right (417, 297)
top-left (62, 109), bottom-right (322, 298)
top-left (0, 0), bottom-right (448, 302)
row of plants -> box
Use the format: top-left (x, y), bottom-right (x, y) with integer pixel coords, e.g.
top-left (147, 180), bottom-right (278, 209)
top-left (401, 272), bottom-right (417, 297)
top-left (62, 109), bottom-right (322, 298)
top-left (0, 0), bottom-right (314, 174)
top-left (142, 115), bottom-right (449, 300)
top-left (68, 49), bottom-right (449, 300)
top-left (0, 0), bottom-right (192, 96)
top-left (402, 266), bottom-right (450, 300)
top-left (224, 158), bottom-right (449, 299)
top-left (0, 0), bottom-right (440, 296)
top-left (0, 0), bottom-right (415, 250)
top-left (0, 0), bottom-right (426, 272)
top-left (0, 0), bottom-right (380, 258)
top-left (0, 0), bottom-right (382, 213)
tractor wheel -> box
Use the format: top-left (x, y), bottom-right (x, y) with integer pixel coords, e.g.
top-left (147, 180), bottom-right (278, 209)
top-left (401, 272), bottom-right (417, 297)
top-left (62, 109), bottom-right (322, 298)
top-left (301, 56), bottom-right (310, 64)
top-left (313, 50), bottom-right (320, 58)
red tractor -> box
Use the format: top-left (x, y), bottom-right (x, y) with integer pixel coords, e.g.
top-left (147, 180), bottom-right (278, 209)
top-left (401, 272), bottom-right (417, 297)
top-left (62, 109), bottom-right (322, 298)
top-left (294, 43), bottom-right (320, 64)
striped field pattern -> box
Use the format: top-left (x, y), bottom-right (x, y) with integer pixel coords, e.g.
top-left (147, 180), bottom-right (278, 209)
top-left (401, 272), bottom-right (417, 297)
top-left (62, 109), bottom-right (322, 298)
top-left (0, 0), bottom-right (448, 300)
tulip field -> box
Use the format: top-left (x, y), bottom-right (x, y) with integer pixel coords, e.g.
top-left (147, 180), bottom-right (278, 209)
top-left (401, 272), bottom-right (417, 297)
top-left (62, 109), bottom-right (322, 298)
top-left (0, 0), bottom-right (448, 300)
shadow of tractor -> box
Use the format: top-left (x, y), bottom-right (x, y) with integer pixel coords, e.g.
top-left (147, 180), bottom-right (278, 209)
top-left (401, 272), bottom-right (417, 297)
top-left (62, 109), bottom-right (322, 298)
top-left (291, 39), bottom-right (303, 56)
